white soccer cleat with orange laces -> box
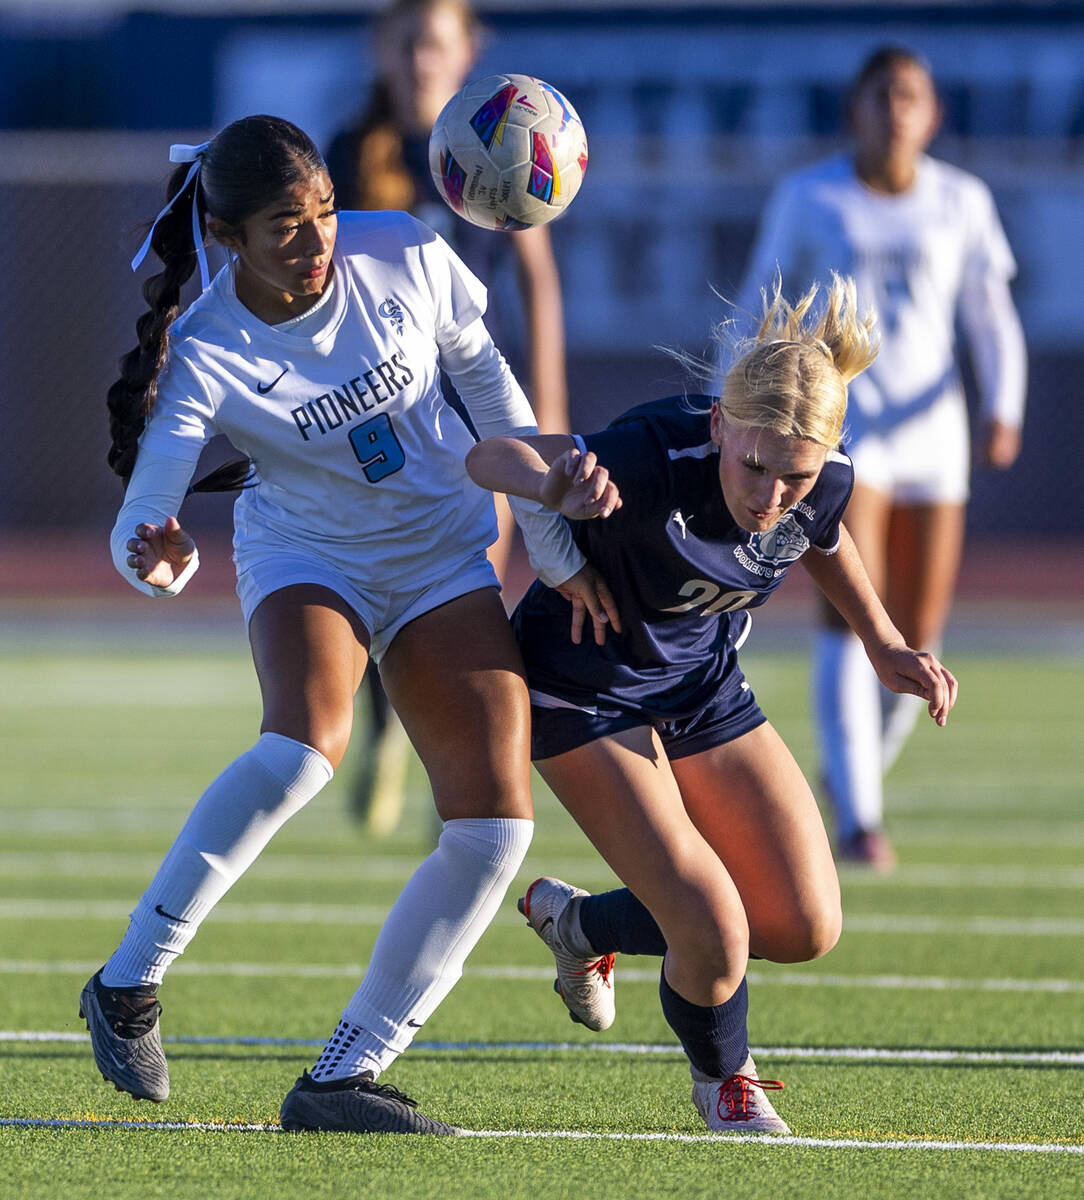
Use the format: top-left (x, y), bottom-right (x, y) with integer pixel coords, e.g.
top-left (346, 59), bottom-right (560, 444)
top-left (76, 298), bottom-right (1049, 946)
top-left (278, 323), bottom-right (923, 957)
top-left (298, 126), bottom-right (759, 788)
top-left (691, 1054), bottom-right (790, 1134)
top-left (518, 876), bottom-right (616, 1032)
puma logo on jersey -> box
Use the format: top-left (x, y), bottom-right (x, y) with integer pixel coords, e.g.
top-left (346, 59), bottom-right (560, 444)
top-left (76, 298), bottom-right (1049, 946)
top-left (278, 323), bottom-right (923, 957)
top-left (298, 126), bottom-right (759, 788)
top-left (256, 367), bottom-right (289, 394)
top-left (379, 297), bottom-right (404, 335)
top-left (669, 508), bottom-right (693, 539)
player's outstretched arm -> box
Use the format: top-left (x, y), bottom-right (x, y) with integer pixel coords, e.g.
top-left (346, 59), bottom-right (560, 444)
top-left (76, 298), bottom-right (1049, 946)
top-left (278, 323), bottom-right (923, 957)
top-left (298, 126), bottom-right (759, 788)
top-left (466, 436), bottom-right (621, 521)
top-left (801, 525), bottom-right (958, 726)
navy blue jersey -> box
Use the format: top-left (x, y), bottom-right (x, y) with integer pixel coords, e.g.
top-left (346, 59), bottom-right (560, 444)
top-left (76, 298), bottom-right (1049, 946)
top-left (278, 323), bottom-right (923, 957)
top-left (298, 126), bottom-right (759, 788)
top-left (514, 395), bottom-right (854, 721)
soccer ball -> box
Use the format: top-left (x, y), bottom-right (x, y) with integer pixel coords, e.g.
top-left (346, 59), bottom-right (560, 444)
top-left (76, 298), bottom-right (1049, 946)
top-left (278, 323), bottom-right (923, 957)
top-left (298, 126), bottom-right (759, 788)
top-left (429, 73), bottom-right (588, 231)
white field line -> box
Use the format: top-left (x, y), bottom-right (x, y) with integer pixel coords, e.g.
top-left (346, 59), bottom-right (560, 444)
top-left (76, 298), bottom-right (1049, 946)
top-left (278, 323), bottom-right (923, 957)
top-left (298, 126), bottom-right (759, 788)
top-left (5, 807), bottom-right (1084, 843)
top-left (843, 915), bottom-right (1084, 936)
top-left (0, 852), bottom-right (621, 887)
top-left (3, 958), bottom-right (1082, 994)
top-left (889, 788), bottom-right (1079, 812)
top-left (841, 863), bottom-right (1084, 889)
top-left (0, 899), bottom-right (411, 926)
top-left (0, 1116), bottom-right (1080, 1153)
top-left (4, 1030), bottom-right (1082, 1067)
top-left (3, 851), bottom-right (1084, 891)
top-left (2, 897), bottom-right (1082, 937)
top-left (891, 828), bottom-right (1084, 847)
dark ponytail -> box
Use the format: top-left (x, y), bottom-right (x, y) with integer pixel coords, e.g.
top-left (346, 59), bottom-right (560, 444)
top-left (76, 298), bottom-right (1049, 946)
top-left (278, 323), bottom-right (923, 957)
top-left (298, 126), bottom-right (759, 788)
top-left (108, 115), bottom-right (326, 491)
top-left (106, 161), bottom-right (202, 484)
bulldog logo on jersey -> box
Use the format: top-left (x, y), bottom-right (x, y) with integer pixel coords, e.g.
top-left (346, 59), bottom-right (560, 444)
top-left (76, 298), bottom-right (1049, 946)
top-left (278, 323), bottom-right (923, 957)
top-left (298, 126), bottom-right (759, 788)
top-left (379, 298), bottom-right (404, 336)
top-left (746, 513), bottom-right (809, 566)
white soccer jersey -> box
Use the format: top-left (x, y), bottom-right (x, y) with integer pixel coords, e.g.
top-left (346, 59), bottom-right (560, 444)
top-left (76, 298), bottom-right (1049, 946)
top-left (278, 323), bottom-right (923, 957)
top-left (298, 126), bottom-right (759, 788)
top-left (734, 153), bottom-right (1026, 434)
top-left (116, 210), bottom-right (580, 597)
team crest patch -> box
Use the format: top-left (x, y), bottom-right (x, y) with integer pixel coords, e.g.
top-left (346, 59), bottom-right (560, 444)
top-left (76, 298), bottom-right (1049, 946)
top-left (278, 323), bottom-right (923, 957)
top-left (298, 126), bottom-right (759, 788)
top-left (745, 513), bottom-right (809, 566)
top-left (379, 298), bottom-right (404, 335)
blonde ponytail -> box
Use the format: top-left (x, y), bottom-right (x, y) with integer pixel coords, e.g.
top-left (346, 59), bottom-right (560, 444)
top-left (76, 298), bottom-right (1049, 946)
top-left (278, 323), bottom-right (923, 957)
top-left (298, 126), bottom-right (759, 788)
top-left (719, 272), bottom-right (879, 448)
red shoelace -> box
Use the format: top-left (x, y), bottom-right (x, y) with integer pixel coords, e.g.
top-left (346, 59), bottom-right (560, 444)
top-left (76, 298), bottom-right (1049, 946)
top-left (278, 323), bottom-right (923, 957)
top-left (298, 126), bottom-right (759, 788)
top-left (715, 1073), bottom-right (785, 1122)
top-left (576, 953), bottom-right (615, 982)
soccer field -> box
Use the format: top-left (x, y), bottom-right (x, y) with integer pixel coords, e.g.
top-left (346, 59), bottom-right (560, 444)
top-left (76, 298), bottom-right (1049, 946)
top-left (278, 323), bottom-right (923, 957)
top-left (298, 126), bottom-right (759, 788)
top-left (1, 621), bottom-right (1081, 1199)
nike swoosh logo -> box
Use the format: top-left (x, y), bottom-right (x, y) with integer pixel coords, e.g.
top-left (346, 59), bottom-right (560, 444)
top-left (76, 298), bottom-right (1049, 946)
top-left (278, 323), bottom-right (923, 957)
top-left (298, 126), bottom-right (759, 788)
top-left (407, 1019), bottom-right (424, 1028)
top-left (256, 367), bottom-right (289, 394)
top-left (154, 903), bottom-right (188, 923)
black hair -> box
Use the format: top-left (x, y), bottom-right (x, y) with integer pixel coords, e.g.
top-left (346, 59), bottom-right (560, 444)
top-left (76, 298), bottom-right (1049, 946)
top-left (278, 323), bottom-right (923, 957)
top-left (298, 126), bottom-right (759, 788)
top-left (107, 115), bottom-right (326, 490)
top-left (850, 45), bottom-right (935, 100)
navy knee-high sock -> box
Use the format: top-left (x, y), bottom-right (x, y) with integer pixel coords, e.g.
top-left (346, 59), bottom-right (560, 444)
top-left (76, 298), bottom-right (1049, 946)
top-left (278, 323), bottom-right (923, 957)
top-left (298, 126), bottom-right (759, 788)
top-left (659, 970), bottom-right (750, 1080)
top-left (578, 888), bottom-right (667, 956)
top-left (579, 888), bottom-right (764, 962)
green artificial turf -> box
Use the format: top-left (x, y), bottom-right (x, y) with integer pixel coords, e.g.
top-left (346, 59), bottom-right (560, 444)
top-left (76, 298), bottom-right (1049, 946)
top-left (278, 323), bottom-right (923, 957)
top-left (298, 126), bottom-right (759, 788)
top-left (0, 628), bottom-right (1081, 1199)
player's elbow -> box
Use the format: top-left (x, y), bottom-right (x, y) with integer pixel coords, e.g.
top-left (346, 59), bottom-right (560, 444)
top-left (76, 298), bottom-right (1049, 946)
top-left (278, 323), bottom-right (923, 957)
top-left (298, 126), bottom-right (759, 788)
top-left (464, 440), bottom-right (491, 489)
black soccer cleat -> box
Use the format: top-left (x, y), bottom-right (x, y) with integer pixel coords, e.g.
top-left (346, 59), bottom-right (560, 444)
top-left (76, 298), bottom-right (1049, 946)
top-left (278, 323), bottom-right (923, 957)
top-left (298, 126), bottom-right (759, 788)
top-left (78, 970), bottom-right (169, 1102)
top-left (280, 1070), bottom-right (462, 1135)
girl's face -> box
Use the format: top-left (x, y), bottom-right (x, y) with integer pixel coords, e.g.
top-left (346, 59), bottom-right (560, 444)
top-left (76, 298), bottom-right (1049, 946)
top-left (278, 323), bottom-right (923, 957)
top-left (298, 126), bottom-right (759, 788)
top-left (850, 59), bottom-right (941, 166)
top-left (379, 2), bottom-right (478, 130)
top-left (212, 171), bottom-right (338, 324)
top-left (710, 407), bottom-right (827, 534)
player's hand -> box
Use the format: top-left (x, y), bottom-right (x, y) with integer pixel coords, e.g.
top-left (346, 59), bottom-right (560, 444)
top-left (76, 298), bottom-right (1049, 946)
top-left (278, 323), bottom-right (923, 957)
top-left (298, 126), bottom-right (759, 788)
top-left (539, 448), bottom-right (621, 521)
top-left (978, 419), bottom-right (1021, 470)
top-left (126, 517), bottom-right (196, 588)
top-left (555, 562), bottom-right (622, 645)
top-left (870, 644), bottom-right (958, 727)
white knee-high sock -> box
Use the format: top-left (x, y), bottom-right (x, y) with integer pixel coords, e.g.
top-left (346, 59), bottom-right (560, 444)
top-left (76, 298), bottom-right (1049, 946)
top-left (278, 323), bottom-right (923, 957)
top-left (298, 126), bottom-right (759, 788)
top-left (310, 817), bottom-right (533, 1082)
top-left (102, 733), bottom-right (333, 987)
top-left (813, 630), bottom-right (884, 839)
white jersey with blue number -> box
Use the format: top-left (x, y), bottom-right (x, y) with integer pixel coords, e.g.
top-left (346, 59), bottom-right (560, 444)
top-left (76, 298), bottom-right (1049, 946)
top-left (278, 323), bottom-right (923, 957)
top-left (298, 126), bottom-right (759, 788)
top-left (136, 211), bottom-right (504, 588)
top-left (733, 153), bottom-right (1025, 433)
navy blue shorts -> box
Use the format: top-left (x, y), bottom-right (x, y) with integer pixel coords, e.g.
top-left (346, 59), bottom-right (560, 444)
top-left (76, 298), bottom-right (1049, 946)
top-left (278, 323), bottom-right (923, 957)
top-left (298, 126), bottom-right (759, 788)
top-left (528, 666), bottom-right (766, 762)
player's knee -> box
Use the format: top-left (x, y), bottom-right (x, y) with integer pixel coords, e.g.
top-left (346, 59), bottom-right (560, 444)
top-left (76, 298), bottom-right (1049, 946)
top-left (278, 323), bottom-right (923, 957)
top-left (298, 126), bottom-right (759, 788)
top-left (668, 907), bottom-right (750, 990)
top-left (263, 708), bottom-right (354, 770)
top-left (428, 744), bottom-right (533, 819)
top-left (802, 902), bottom-right (843, 961)
top-left (754, 900), bottom-right (841, 963)
top-left (314, 731), bottom-right (353, 770)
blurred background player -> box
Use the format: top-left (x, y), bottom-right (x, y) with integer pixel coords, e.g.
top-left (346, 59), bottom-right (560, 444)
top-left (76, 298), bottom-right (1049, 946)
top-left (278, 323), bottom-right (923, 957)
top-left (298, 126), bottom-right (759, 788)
top-left (325, 0), bottom-right (571, 834)
top-left (731, 46), bottom-right (1026, 868)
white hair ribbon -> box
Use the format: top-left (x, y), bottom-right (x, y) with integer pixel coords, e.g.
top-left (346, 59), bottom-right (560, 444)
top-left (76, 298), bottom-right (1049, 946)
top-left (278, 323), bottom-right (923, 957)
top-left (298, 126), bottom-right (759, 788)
top-left (130, 141), bottom-right (213, 290)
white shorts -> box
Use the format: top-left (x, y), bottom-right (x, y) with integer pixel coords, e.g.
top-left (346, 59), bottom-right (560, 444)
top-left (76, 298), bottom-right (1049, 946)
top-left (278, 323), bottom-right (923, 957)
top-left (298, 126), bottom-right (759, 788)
top-left (846, 390), bottom-right (970, 506)
top-left (235, 539), bottom-right (500, 663)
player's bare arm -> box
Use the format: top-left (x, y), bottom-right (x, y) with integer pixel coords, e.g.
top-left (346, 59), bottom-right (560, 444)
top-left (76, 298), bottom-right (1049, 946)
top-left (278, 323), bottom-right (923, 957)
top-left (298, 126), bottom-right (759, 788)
top-left (466, 435), bottom-right (622, 641)
top-left (466, 436), bottom-right (622, 521)
top-left (801, 525), bottom-right (958, 724)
